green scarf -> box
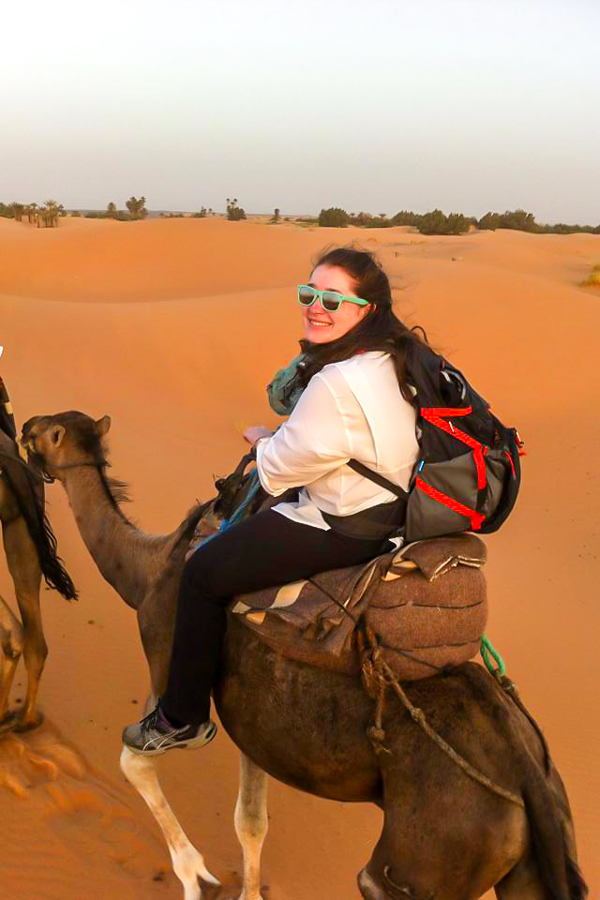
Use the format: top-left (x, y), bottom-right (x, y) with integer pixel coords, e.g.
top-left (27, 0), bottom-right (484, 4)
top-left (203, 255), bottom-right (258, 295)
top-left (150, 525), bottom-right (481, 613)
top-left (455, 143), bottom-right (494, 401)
top-left (266, 353), bottom-right (307, 416)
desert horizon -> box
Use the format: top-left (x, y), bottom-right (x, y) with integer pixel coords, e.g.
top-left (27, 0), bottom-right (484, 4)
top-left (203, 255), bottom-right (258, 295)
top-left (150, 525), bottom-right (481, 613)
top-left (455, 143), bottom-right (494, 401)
top-left (4, 197), bottom-right (600, 235)
top-left (0, 215), bottom-right (598, 898)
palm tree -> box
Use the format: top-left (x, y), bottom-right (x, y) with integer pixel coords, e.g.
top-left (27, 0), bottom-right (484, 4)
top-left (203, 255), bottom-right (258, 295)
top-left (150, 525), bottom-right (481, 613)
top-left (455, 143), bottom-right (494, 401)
top-left (125, 196), bottom-right (148, 220)
top-left (107, 202), bottom-right (117, 218)
top-left (41, 199), bottom-right (62, 227)
top-left (27, 203), bottom-right (38, 224)
top-left (9, 202), bottom-right (24, 222)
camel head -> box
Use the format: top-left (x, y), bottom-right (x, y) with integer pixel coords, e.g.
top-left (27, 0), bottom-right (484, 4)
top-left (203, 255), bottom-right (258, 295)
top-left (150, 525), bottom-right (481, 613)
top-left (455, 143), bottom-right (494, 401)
top-left (21, 412), bottom-right (112, 481)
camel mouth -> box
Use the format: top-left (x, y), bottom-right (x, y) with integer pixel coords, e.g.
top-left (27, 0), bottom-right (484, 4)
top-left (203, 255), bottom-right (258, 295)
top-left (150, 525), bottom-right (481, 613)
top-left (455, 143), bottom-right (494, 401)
top-left (24, 446), bottom-right (48, 477)
top-left (18, 428), bottom-right (47, 476)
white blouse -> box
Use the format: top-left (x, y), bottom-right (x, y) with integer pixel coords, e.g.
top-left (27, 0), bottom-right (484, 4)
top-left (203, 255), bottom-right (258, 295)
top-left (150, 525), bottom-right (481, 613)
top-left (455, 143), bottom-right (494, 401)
top-left (255, 351), bottom-right (419, 539)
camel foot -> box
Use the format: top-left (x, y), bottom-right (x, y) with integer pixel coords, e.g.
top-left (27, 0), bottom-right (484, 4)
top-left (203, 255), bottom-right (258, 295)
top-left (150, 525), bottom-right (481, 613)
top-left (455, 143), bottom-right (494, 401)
top-left (14, 710), bottom-right (44, 733)
top-left (200, 878), bottom-right (222, 900)
top-left (0, 711), bottom-right (20, 735)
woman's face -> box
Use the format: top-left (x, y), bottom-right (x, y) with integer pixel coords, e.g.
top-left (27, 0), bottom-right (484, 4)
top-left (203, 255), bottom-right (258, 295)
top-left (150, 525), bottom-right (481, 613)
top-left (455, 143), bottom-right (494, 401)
top-left (301, 264), bottom-right (371, 344)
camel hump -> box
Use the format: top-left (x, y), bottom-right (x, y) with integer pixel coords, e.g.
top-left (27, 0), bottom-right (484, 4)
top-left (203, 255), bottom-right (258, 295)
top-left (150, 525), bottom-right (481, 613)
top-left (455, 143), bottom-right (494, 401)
top-left (230, 535), bottom-right (488, 681)
top-left (165, 500), bottom-right (214, 562)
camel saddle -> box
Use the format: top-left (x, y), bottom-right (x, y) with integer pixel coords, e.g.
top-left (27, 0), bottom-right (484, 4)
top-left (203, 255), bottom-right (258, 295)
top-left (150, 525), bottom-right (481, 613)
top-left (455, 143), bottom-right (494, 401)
top-left (231, 533), bottom-right (488, 681)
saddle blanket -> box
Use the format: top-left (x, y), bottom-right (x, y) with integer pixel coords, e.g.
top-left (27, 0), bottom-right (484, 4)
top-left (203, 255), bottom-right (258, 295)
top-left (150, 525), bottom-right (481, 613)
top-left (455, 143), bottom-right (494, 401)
top-left (231, 533), bottom-right (488, 681)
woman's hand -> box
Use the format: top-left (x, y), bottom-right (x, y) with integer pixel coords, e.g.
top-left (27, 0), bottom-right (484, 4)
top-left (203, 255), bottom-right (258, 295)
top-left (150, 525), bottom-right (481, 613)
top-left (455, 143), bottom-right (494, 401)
top-left (243, 425), bottom-right (272, 446)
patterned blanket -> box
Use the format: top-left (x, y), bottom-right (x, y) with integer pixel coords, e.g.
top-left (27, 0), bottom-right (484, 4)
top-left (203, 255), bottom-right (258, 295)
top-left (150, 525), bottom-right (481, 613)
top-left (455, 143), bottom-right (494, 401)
top-left (231, 533), bottom-right (488, 681)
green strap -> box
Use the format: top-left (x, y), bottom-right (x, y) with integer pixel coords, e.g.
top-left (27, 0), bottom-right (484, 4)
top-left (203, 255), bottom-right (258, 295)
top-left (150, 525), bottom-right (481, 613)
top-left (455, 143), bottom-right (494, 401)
top-left (480, 635), bottom-right (506, 678)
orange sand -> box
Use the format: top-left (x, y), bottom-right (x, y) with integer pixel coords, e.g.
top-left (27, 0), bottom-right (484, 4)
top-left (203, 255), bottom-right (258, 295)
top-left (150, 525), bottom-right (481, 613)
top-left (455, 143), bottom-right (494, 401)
top-left (0, 216), bottom-right (599, 899)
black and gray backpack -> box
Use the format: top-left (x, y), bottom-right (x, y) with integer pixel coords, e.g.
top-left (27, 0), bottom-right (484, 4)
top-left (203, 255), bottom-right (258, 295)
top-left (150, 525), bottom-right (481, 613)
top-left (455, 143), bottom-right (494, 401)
top-left (347, 343), bottom-right (524, 542)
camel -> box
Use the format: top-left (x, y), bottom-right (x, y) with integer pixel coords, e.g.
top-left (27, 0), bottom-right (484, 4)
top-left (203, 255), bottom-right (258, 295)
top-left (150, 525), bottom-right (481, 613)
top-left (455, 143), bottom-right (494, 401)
top-left (0, 424), bottom-right (76, 732)
top-left (21, 410), bottom-right (588, 900)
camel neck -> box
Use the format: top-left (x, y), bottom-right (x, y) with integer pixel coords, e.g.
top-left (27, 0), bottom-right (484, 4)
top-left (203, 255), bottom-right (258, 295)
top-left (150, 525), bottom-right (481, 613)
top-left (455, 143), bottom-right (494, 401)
top-left (61, 466), bottom-right (158, 609)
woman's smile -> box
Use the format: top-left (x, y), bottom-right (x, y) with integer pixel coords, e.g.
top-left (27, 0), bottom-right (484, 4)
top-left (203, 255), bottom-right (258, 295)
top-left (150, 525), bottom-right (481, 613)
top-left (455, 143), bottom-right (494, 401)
top-left (307, 315), bottom-right (332, 328)
top-left (302, 264), bottom-right (370, 343)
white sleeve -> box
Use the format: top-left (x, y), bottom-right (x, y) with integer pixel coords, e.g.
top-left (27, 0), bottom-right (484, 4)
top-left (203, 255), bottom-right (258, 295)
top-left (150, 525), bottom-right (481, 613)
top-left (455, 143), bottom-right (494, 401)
top-left (255, 373), bottom-right (351, 496)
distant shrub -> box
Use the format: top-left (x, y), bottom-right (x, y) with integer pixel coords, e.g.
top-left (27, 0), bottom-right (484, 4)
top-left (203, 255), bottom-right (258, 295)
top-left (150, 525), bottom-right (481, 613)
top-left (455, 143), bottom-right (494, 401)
top-left (536, 221), bottom-right (600, 235)
top-left (193, 207), bottom-right (208, 218)
top-left (478, 209), bottom-right (538, 232)
top-left (582, 264), bottom-right (600, 288)
top-left (477, 212), bottom-right (502, 231)
top-left (70, 210), bottom-right (82, 217)
top-left (226, 197), bottom-right (246, 220)
top-left (390, 210), bottom-right (422, 227)
top-left (318, 207), bottom-right (349, 227)
top-left (270, 207), bottom-right (281, 223)
top-left (416, 209), bottom-right (470, 235)
top-left (347, 211), bottom-right (393, 228)
top-left (366, 215), bottom-right (393, 228)
top-left (476, 209), bottom-right (600, 235)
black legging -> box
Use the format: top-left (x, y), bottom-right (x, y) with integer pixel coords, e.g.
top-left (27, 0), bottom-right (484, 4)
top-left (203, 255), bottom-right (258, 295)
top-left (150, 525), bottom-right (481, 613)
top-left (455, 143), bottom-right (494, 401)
top-left (161, 509), bottom-right (394, 725)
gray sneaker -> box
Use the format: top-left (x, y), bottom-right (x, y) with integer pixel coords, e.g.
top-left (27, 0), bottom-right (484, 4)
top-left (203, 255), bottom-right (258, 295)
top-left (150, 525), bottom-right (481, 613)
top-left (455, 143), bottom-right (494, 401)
top-left (122, 705), bottom-right (217, 756)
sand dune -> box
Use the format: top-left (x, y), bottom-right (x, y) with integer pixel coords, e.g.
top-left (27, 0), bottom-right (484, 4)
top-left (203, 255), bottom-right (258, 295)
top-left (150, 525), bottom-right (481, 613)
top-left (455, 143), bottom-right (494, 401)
top-left (0, 217), bottom-right (599, 899)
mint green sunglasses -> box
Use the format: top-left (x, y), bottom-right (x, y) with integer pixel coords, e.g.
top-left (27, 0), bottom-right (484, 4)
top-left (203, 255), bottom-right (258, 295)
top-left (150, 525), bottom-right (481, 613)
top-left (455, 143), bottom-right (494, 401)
top-left (297, 284), bottom-right (369, 313)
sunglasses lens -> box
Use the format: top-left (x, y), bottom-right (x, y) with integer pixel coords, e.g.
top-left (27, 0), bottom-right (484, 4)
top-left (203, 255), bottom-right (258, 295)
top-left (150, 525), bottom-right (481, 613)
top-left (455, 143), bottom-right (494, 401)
top-left (298, 287), bottom-right (315, 306)
top-left (322, 292), bottom-right (342, 312)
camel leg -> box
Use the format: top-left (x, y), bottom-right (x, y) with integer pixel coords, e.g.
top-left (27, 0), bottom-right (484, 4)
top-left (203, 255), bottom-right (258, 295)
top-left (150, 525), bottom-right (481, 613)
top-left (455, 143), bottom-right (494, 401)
top-left (2, 516), bottom-right (45, 729)
top-left (120, 746), bottom-right (221, 900)
top-left (234, 753), bottom-right (269, 900)
top-left (0, 593), bottom-right (24, 725)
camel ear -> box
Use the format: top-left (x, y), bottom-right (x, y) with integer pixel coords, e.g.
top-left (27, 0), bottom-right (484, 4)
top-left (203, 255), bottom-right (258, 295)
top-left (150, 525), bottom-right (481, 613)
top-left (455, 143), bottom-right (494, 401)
top-left (95, 415), bottom-right (111, 437)
top-left (50, 425), bottom-right (65, 447)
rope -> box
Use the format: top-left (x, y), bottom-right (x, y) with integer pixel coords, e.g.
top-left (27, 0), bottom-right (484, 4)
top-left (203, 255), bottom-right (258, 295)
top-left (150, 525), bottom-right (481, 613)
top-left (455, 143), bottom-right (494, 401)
top-left (479, 635), bottom-right (552, 776)
top-left (361, 625), bottom-right (525, 809)
top-left (480, 634), bottom-right (506, 677)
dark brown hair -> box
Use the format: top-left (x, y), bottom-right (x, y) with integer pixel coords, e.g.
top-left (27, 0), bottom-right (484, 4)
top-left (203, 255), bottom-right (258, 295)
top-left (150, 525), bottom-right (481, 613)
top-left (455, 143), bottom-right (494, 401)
top-left (299, 245), bottom-right (429, 404)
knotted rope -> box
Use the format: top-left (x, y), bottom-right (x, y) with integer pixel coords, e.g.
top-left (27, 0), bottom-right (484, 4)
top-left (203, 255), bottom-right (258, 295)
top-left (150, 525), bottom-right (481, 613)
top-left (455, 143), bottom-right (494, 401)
top-left (359, 624), bottom-right (525, 809)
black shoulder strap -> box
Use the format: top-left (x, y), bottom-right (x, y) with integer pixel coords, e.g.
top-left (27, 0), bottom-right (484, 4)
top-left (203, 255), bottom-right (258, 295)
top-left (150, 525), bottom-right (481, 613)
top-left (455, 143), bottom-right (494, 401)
top-left (347, 459), bottom-right (409, 500)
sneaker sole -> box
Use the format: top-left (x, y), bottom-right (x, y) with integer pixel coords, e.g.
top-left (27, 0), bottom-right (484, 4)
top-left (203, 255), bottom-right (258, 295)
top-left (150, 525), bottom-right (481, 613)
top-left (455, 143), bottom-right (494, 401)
top-left (126, 721), bottom-right (218, 757)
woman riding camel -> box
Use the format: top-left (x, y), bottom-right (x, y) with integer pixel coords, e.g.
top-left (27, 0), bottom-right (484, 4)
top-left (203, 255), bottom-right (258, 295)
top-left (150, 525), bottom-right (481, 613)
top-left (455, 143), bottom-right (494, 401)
top-left (123, 246), bottom-right (426, 755)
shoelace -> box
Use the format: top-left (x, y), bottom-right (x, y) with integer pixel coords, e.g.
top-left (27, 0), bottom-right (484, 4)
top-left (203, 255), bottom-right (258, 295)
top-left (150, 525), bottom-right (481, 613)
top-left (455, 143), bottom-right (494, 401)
top-left (142, 707), bottom-right (162, 732)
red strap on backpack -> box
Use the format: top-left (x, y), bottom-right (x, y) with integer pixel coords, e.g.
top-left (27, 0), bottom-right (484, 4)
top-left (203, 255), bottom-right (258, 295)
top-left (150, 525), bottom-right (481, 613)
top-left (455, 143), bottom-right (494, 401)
top-left (421, 407), bottom-right (488, 490)
top-left (415, 476), bottom-right (486, 531)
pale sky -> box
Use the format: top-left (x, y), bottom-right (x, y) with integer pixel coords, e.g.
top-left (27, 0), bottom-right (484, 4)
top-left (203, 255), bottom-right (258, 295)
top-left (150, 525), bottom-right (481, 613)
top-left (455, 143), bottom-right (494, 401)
top-left (2, 0), bottom-right (599, 224)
